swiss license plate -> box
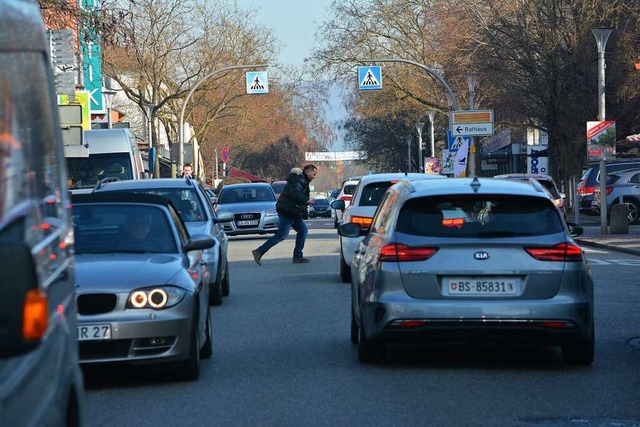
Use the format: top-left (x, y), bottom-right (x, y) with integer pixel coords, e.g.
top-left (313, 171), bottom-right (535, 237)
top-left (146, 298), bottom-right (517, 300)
top-left (443, 277), bottom-right (519, 296)
top-left (77, 324), bottom-right (112, 341)
top-left (237, 220), bottom-right (259, 226)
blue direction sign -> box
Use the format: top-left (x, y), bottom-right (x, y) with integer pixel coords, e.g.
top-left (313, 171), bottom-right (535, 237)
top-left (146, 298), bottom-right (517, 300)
top-left (358, 66), bottom-right (382, 90)
top-left (246, 71), bottom-right (269, 94)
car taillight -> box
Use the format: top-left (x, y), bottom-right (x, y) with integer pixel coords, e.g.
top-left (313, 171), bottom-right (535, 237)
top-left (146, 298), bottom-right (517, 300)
top-left (351, 215), bottom-right (372, 230)
top-left (577, 185), bottom-right (594, 196)
top-left (524, 243), bottom-right (582, 261)
top-left (339, 195), bottom-right (352, 202)
top-left (379, 243), bottom-right (438, 262)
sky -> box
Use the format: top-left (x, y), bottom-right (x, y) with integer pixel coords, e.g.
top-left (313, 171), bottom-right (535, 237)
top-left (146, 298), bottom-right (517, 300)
top-left (236, 0), bottom-right (334, 67)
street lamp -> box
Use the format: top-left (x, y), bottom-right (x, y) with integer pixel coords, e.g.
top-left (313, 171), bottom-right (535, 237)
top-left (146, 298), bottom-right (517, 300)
top-left (415, 122), bottom-right (425, 173)
top-left (464, 73), bottom-right (479, 176)
top-left (406, 136), bottom-right (412, 173)
top-left (592, 27), bottom-right (613, 235)
top-left (142, 102), bottom-right (155, 176)
top-left (102, 88), bottom-right (116, 129)
top-left (426, 110), bottom-right (436, 160)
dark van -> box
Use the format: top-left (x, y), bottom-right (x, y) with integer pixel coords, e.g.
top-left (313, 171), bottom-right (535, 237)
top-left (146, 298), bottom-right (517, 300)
top-left (0, 1), bottom-right (84, 425)
top-left (577, 158), bottom-right (640, 214)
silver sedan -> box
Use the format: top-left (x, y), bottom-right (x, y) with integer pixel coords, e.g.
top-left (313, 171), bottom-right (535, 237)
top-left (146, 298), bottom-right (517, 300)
top-left (340, 177), bottom-right (594, 365)
top-left (215, 183), bottom-right (279, 235)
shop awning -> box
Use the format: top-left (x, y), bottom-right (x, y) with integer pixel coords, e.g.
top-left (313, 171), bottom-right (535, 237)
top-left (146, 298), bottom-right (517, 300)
top-left (228, 167), bottom-right (266, 182)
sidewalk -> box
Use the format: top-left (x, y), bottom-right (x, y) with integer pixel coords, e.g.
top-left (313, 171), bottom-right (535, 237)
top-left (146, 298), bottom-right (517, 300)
top-left (573, 224), bottom-right (640, 256)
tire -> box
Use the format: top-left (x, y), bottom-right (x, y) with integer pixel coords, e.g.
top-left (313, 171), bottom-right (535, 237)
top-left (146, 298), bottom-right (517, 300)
top-left (357, 323), bottom-right (386, 363)
top-left (350, 308), bottom-right (359, 345)
top-left (221, 260), bottom-right (230, 297)
top-left (340, 252), bottom-right (351, 283)
top-left (177, 309), bottom-right (201, 381)
top-left (209, 278), bottom-right (223, 306)
top-left (200, 308), bottom-right (213, 359)
top-left (562, 325), bottom-right (594, 366)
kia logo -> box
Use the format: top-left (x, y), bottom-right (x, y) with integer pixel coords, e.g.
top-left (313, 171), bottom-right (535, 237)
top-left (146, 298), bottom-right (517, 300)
top-left (241, 214), bottom-right (253, 219)
top-left (474, 251), bottom-right (490, 260)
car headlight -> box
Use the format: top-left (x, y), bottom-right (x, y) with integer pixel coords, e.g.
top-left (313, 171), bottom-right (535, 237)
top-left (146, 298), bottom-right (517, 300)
top-left (265, 209), bottom-right (278, 217)
top-left (127, 286), bottom-right (187, 310)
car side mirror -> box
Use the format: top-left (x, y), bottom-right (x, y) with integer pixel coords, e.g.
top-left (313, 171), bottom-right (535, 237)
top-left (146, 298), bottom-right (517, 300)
top-left (184, 234), bottom-right (215, 251)
top-left (566, 221), bottom-right (583, 237)
top-left (0, 242), bottom-right (43, 358)
top-left (338, 222), bottom-right (365, 238)
top-left (331, 199), bottom-right (346, 211)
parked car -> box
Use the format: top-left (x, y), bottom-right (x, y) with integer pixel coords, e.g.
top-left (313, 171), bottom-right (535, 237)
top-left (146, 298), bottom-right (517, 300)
top-left (340, 177), bottom-right (594, 365)
top-left (331, 172), bottom-right (447, 282)
top-left (493, 173), bottom-right (566, 217)
top-left (270, 180), bottom-right (287, 199)
top-left (333, 177), bottom-right (362, 228)
top-left (591, 168), bottom-right (640, 224)
top-left (215, 183), bottom-right (279, 235)
top-left (71, 193), bottom-right (215, 381)
top-left (307, 198), bottom-right (332, 218)
top-left (577, 158), bottom-right (640, 214)
top-left (0, 1), bottom-right (85, 423)
top-left (92, 177), bottom-right (233, 305)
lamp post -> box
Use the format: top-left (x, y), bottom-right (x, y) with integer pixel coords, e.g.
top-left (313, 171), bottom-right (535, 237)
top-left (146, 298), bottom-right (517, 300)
top-left (178, 64), bottom-right (267, 172)
top-left (406, 136), bottom-right (412, 173)
top-left (415, 122), bottom-right (425, 173)
top-left (142, 102), bottom-right (155, 176)
top-left (426, 110), bottom-right (436, 160)
top-left (592, 27), bottom-right (613, 235)
top-left (464, 73), bottom-right (479, 176)
top-left (102, 88), bottom-right (116, 129)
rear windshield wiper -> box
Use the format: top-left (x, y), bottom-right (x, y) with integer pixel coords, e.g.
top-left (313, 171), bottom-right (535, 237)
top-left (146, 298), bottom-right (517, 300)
top-left (477, 231), bottom-right (534, 237)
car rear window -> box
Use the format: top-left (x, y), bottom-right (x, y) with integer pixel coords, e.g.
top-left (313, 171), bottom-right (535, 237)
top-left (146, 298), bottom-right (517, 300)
top-left (397, 195), bottom-right (563, 238)
top-left (343, 184), bottom-right (357, 195)
top-left (536, 179), bottom-right (560, 198)
top-left (359, 182), bottom-right (394, 206)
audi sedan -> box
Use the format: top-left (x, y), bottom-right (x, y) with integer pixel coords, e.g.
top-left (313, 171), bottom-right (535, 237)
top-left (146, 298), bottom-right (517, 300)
top-left (340, 177), bottom-right (594, 365)
top-left (215, 183), bottom-right (279, 235)
top-left (71, 193), bottom-right (215, 381)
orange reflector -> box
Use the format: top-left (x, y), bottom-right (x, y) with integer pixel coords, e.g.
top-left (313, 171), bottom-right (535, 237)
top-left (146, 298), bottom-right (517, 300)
top-left (23, 289), bottom-right (48, 340)
top-left (396, 320), bottom-right (426, 328)
top-left (540, 321), bottom-right (572, 329)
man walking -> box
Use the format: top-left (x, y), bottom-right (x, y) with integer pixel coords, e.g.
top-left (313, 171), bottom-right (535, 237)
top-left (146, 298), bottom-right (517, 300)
top-left (252, 164), bottom-right (317, 265)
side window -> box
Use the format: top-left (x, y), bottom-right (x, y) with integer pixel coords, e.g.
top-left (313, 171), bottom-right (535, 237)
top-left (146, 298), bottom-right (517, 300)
top-left (370, 188), bottom-right (400, 236)
top-left (630, 173), bottom-right (640, 184)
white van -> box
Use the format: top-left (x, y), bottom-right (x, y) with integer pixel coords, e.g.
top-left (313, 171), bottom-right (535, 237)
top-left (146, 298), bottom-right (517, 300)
top-left (66, 128), bottom-right (150, 193)
top-left (0, 0), bottom-right (84, 425)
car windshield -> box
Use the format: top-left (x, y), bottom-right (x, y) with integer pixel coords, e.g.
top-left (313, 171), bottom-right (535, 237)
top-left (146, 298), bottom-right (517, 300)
top-left (360, 182), bottom-right (394, 206)
top-left (67, 153), bottom-right (133, 189)
top-left (219, 187), bottom-right (275, 203)
top-left (271, 183), bottom-right (286, 194)
top-left (123, 188), bottom-right (208, 222)
top-left (73, 204), bottom-right (177, 254)
top-left (396, 195), bottom-right (563, 238)
top-left (314, 199), bottom-right (330, 206)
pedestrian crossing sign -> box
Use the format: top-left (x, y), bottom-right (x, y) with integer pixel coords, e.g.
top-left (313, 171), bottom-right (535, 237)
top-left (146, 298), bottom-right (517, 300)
top-left (358, 66), bottom-right (382, 90)
top-left (246, 71), bottom-right (269, 94)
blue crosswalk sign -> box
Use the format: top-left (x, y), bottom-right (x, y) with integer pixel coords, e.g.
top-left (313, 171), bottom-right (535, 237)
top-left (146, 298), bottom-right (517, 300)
top-left (358, 66), bottom-right (382, 90)
top-left (246, 71), bottom-right (269, 94)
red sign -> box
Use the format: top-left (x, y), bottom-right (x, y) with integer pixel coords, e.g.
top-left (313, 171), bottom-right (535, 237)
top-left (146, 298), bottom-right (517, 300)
top-left (586, 120), bottom-right (615, 140)
top-left (221, 146), bottom-right (229, 163)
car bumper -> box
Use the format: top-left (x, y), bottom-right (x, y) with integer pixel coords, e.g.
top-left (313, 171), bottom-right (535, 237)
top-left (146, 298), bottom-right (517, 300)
top-left (360, 292), bottom-right (593, 345)
top-left (77, 306), bottom-right (194, 365)
top-left (223, 215), bottom-right (279, 235)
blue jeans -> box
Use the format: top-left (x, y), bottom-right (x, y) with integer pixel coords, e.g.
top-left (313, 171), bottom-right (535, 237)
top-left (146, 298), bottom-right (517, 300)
top-left (256, 214), bottom-right (308, 258)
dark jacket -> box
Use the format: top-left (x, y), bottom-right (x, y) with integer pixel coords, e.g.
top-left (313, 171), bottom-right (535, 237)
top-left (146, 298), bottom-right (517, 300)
top-left (276, 167), bottom-right (310, 219)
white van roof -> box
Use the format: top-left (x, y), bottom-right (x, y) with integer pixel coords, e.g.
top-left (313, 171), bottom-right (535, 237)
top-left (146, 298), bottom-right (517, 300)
top-left (84, 129), bottom-right (136, 154)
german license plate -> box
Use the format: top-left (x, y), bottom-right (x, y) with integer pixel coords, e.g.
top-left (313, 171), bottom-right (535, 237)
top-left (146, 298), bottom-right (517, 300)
top-left (77, 324), bottom-right (112, 341)
top-left (237, 220), bottom-right (259, 226)
top-left (443, 277), bottom-right (519, 296)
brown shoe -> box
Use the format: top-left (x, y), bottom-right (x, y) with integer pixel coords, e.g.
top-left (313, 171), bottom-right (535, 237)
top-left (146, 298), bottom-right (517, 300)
top-left (252, 249), bottom-right (262, 265)
top-left (292, 257), bottom-right (310, 264)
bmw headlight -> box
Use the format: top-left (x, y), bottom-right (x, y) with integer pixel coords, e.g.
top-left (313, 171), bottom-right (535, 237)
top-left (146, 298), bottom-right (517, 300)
top-left (265, 209), bottom-right (278, 217)
top-left (127, 286), bottom-right (186, 309)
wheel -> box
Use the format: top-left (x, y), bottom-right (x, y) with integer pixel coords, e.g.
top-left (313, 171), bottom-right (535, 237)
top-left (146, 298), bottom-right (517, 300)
top-left (200, 308), bottom-right (213, 359)
top-left (357, 323), bottom-right (386, 363)
top-left (340, 252), bottom-right (351, 283)
top-left (624, 200), bottom-right (640, 224)
top-left (562, 324), bottom-right (594, 366)
top-left (350, 308), bottom-right (359, 345)
top-left (177, 309), bottom-right (201, 381)
top-left (209, 263), bottom-right (223, 306)
top-left (221, 260), bottom-right (230, 297)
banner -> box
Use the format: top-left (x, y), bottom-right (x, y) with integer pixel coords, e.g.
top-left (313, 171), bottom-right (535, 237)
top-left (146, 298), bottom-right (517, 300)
top-left (453, 138), bottom-right (470, 177)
